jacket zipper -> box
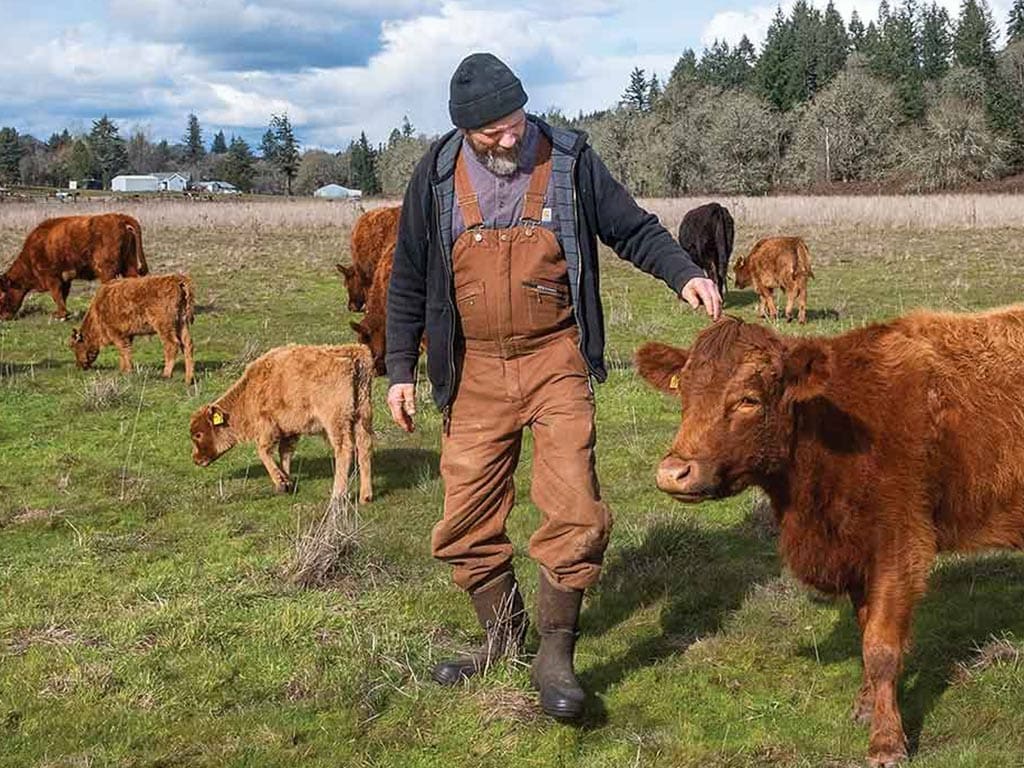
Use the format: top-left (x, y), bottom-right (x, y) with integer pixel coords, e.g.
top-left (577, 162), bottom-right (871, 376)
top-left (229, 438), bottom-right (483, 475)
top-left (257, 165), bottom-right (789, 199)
top-left (432, 182), bottom-right (456, 432)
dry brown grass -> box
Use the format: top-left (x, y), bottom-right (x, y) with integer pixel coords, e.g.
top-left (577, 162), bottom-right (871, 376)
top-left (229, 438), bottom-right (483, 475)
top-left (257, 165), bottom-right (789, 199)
top-left (473, 683), bottom-right (541, 724)
top-left (952, 634), bottom-right (1024, 683)
top-left (285, 495), bottom-right (361, 588)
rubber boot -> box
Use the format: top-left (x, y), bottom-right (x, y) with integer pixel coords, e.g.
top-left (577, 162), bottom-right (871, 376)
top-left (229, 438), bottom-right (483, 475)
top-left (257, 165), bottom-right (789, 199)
top-left (432, 571), bottom-right (527, 686)
top-left (530, 570), bottom-right (585, 720)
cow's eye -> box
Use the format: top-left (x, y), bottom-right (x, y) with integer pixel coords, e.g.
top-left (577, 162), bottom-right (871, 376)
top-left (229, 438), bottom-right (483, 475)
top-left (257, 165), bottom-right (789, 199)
top-left (737, 396), bottom-right (761, 409)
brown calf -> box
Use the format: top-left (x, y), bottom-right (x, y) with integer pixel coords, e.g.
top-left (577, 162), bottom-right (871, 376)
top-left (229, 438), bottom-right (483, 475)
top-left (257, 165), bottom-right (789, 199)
top-left (70, 274), bottom-right (195, 384)
top-left (190, 344), bottom-right (374, 502)
top-left (733, 236), bottom-right (813, 323)
top-left (636, 309), bottom-right (1024, 766)
top-left (1, 213), bottom-right (148, 320)
top-left (349, 250), bottom-right (393, 376)
top-left (336, 205), bottom-right (401, 312)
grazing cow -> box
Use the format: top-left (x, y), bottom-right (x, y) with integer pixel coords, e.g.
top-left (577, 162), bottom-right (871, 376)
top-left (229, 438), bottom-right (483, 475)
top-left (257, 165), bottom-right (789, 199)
top-left (70, 274), bottom-right (195, 384)
top-left (190, 344), bottom-right (374, 503)
top-left (0, 213), bottom-right (148, 320)
top-left (734, 236), bottom-right (813, 324)
top-left (677, 202), bottom-right (734, 297)
top-left (349, 251), bottom-right (393, 376)
top-left (636, 308), bottom-right (1024, 766)
top-left (336, 205), bottom-right (401, 312)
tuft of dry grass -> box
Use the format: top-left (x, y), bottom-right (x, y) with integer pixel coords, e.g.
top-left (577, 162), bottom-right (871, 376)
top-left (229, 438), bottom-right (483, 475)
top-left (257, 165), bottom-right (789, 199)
top-left (742, 489), bottom-right (780, 542)
top-left (3, 625), bottom-right (94, 655)
top-left (81, 374), bottom-right (130, 411)
top-left (285, 495), bottom-right (361, 588)
top-left (473, 683), bottom-right (541, 724)
top-left (952, 634), bottom-right (1024, 684)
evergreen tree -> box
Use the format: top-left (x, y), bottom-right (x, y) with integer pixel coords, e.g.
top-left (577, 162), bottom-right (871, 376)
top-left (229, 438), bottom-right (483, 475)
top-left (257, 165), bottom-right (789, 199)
top-left (757, 7), bottom-right (797, 109)
top-left (349, 131), bottom-right (380, 194)
top-left (648, 74), bottom-right (662, 106)
top-left (211, 130), bottom-right (228, 154)
top-left (270, 113), bottom-right (300, 195)
top-left (66, 138), bottom-right (96, 182)
top-left (260, 128), bottom-right (278, 161)
top-left (88, 115), bottom-right (127, 187)
top-left (920, 2), bottom-right (953, 79)
top-left (0, 127), bottom-right (21, 184)
top-left (1009, 0), bottom-right (1024, 41)
top-left (954, 0), bottom-right (997, 71)
top-left (850, 10), bottom-right (867, 49)
top-left (819, 1), bottom-right (850, 85)
top-left (47, 129), bottom-right (71, 151)
top-left (152, 140), bottom-right (173, 171)
top-left (670, 49), bottom-right (699, 84)
top-left (401, 115), bottom-right (415, 138)
top-left (218, 136), bottom-right (255, 191)
top-left (183, 112), bottom-right (204, 163)
top-left (622, 66), bottom-right (650, 110)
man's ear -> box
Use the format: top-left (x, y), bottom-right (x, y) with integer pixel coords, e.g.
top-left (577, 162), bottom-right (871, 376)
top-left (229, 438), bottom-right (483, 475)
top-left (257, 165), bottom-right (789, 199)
top-left (635, 342), bottom-right (689, 394)
top-left (783, 340), bottom-right (831, 401)
top-left (210, 405), bottom-right (228, 427)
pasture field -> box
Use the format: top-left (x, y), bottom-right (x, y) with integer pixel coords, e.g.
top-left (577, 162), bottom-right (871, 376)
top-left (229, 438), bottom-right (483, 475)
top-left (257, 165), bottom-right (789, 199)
top-left (3, 197), bottom-right (1024, 767)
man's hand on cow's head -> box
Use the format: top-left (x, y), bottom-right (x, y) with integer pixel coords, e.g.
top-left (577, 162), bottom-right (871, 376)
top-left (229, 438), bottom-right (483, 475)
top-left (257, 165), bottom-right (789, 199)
top-left (387, 383), bottom-right (416, 433)
top-left (680, 277), bottom-right (722, 321)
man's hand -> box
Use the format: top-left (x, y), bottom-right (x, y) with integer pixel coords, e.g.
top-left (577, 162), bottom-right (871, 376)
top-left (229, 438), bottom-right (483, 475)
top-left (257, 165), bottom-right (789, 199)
top-left (680, 277), bottom-right (722, 321)
top-left (387, 383), bottom-right (416, 433)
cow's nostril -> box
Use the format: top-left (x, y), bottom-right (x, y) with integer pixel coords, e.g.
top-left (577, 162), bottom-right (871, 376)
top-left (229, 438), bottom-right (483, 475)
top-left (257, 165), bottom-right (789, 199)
top-left (673, 463), bottom-right (692, 482)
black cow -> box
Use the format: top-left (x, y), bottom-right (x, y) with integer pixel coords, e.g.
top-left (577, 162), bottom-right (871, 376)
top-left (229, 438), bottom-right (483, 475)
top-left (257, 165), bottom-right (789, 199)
top-left (677, 203), bottom-right (734, 296)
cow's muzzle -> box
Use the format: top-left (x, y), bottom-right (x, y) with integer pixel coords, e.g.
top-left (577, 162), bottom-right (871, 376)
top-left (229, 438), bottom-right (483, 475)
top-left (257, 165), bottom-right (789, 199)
top-left (656, 456), bottom-right (717, 502)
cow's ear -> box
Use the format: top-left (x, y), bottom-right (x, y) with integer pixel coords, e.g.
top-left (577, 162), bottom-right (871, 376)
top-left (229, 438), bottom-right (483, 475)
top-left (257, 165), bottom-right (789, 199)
top-left (783, 341), bottom-right (830, 401)
top-left (635, 342), bottom-right (689, 394)
top-left (336, 264), bottom-right (352, 278)
top-left (350, 320), bottom-right (368, 339)
top-left (210, 405), bottom-right (228, 427)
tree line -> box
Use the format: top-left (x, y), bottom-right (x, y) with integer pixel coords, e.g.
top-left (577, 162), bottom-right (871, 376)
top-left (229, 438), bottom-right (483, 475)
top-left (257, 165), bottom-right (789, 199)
top-left (2, 0), bottom-right (1023, 197)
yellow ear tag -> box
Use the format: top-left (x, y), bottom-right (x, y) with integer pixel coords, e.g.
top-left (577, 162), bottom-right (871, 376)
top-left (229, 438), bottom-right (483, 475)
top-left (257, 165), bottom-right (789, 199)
top-left (669, 374), bottom-right (680, 390)
top-left (211, 411), bottom-right (225, 426)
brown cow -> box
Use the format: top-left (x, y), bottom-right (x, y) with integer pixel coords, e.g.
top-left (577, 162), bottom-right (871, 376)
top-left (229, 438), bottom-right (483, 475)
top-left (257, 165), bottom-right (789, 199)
top-left (349, 249), bottom-right (393, 376)
top-left (190, 344), bottom-right (374, 503)
top-left (70, 274), bottom-right (195, 384)
top-left (733, 236), bottom-right (813, 324)
top-left (336, 205), bottom-right (401, 312)
top-left (1, 213), bottom-right (148, 320)
top-left (636, 308), bottom-right (1024, 766)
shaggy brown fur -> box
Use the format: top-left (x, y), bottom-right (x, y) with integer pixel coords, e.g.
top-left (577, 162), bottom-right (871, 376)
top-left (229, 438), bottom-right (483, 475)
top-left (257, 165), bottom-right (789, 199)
top-left (349, 251), bottom-right (393, 376)
top-left (1, 213), bottom-right (148, 320)
top-left (336, 205), bottom-right (401, 312)
top-left (636, 307), bottom-right (1024, 766)
top-left (733, 236), bottom-right (813, 323)
top-left (190, 344), bottom-right (374, 502)
top-left (70, 274), bottom-right (195, 384)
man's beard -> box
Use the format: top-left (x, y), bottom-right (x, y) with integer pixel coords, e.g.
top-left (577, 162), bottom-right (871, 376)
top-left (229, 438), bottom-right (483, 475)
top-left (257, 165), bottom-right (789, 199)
top-left (469, 139), bottom-right (520, 176)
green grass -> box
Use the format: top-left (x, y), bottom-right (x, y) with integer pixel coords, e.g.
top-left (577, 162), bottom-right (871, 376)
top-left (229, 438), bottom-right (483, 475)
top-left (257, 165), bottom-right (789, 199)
top-left (3, 217), bottom-right (1024, 767)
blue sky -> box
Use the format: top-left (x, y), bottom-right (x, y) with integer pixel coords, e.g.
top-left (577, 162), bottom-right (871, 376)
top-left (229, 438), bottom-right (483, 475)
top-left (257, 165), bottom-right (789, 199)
top-left (0, 0), bottom-right (1001, 150)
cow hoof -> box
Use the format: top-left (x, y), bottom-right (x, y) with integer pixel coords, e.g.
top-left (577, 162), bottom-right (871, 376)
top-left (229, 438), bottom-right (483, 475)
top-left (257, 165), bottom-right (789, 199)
top-left (275, 480), bottom-right (293, 494)
top-left (868, 739), bottom-right (908, 767)
top-left (359, 492), bottom-right (373, 504)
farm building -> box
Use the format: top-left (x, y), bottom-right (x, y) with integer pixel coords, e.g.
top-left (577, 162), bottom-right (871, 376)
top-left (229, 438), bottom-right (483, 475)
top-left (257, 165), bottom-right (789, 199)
top-left (111, 175), bottom-right (159, 192)
top-left (314, 184), bottom-right (362, 199)
top-left (154, 172), bottom-right (188, 192)
top-left (196, 180), bottom-right (241, 194)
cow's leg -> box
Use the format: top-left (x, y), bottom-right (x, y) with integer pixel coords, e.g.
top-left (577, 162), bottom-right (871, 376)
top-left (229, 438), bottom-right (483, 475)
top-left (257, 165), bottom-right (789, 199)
top-left (798, 282), bottom-right (808, 324)
top-left (850, 585), bottom-right (873, 725)
top-left (784, 287), bottom-right (795, 322)
top-left (763, 290), bottom-right (779, 321)
top-left (257, 435), bottom-right (291, 493)
top-left (48, 280), bottom-right (70, 320)
top-left (355, 408), bottom-right (373, 505)
top-left (278, 435), bottom-right (298, 478)
top-left (179, 321), bottom-right (195, 385)
top-left (115, 340), bottom-right (133, 374)
top-left (862, 566), bottom-right (925, 767)
top-left (160, 335), bottom-right (177, 378)
top-left (324, 419), bottom-right (354, 501)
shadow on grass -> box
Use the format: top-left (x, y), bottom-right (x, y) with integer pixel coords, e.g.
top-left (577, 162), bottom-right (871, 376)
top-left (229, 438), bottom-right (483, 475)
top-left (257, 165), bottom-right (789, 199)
top-left (722, 289), bottom-right (760, 309)
top-left (577, 514), bottom-right (780, 726)
top-left (0, 359), bottom-right (68, 377)
top-left (228, 446), bottom-right (439, 500)
top-left (804, 552), bottom-right (1024, 755)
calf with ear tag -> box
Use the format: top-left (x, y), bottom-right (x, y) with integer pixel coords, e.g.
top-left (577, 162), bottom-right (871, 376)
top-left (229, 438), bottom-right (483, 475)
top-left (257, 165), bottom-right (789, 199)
top-left (211, 410), bottom-right (225, 426)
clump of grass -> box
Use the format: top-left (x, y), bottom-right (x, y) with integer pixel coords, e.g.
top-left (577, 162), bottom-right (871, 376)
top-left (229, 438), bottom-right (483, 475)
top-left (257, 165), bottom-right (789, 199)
top-left (742, 489), bottom-right (779, 542)
top-left (235, 337), bottom-right (264, 368)
top-left (953, 633), bottom-right (1023, 684)
top-left (81, 374), bottom-right (130, 410)
top-left (285, 495), bottom-right (361, 588)
top-left (473, 683), bottom-right (540, 724)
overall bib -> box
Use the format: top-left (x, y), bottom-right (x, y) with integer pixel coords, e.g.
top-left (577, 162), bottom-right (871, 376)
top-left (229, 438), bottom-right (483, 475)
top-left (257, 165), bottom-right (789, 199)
top-left (431, 137), bottom-right (612, 593)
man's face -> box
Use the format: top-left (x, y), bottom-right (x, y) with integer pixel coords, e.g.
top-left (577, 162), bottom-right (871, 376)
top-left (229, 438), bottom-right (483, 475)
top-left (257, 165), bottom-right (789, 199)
top-left (464, 109), bottom-right (527, 176)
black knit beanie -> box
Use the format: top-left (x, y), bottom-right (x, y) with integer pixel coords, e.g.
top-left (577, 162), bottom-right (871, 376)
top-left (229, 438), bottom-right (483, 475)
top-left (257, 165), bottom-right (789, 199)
top-left (448, 53), bottom-right (528, 130)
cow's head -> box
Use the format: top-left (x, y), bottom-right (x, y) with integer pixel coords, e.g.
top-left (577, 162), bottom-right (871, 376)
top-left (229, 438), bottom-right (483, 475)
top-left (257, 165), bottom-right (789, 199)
top-left (350, 317), bottom-right (387, 376)
top-left (189, 404), bottom-right (235, 466)
top-left (636, 318), bottom-right (830, 502)
top-left (69, 328), bottom-right (99, 369)
top-left (733, 254), bottom-right (751, 289)
top-left (336, 264), bottom-right (367, 312)
top-left (0, 275), bottom-right (26, 320)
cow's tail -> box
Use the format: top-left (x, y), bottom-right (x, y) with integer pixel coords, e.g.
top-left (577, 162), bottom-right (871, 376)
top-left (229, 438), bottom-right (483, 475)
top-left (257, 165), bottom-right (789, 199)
top-left (125, 222), bottom-right (149, 276)
top-left (795, 239), bottom-right (814, 279)
top-left (176, 275), bottom-right (196, 344)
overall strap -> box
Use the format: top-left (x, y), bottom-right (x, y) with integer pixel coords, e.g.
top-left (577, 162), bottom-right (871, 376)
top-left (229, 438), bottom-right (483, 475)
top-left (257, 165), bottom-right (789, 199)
top-left (522, 136), bottom-right (553, 222)
top-left (453, 152), bottom-right (484, 230)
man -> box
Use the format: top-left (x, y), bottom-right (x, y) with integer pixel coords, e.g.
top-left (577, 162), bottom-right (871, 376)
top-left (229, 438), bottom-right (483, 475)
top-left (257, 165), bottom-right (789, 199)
top-left (385, 52), bottom-right (721, 720)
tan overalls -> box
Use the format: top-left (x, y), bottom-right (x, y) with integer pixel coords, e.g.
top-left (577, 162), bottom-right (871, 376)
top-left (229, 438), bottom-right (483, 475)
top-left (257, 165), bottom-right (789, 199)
top-left (431, 137), bottom-right (613, 593)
